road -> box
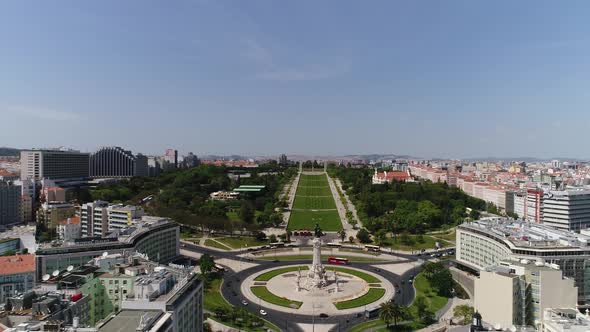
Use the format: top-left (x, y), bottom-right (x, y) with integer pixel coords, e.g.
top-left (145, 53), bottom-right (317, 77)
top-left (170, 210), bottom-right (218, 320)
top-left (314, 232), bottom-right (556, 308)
top-left (181, 242), bottom-right (423, 332)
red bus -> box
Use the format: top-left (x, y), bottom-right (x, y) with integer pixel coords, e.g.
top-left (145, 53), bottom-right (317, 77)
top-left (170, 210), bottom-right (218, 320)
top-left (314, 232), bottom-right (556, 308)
top-left (328, 257), bottom-right (350, 265)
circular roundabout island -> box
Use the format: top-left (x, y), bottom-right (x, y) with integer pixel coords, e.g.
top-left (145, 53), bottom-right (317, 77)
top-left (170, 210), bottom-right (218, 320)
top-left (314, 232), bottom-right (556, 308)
top-left (239, 226), bottom-right (396, 317)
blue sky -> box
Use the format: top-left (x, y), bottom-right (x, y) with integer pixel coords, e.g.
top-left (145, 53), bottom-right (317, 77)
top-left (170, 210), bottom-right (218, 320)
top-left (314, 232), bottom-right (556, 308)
top-left (2, 1), bottom-right (590, 159)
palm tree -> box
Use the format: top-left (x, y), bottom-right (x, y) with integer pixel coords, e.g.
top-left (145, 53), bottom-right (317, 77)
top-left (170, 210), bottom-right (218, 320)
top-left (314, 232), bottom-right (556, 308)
top-left (379, 301), bottom-right (395, 327)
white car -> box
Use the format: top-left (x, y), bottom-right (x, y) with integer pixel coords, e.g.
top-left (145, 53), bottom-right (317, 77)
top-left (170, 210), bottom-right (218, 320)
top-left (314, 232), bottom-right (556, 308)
top-left (241, 300), bottom-right (249, 306)
top-left (260, 309), bottom-right (267, 316)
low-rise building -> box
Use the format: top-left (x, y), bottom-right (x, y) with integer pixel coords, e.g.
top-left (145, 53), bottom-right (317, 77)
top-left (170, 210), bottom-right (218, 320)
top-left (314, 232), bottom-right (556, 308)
top-left (0, 254), bottom-right (35, 305)
top-left (58, 217), bottom-right (82, 243)
top-left (372, 169), bottom-right (410, 184)
top-left (37, 202), bottom-right (77, 229)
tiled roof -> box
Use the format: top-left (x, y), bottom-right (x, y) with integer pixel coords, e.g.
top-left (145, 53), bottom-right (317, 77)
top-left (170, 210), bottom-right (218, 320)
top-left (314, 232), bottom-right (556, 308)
top-left (59, 216), bottom-right (81, 225)
top-left (0, 254), bottom-right (35, 275)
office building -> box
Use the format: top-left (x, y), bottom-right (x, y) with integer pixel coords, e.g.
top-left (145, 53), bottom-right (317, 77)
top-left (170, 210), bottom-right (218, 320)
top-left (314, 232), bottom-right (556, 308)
top-left (0, 225), bottom-right (37, 254)
top-left (163, 149), bottom-right (178, 169)
top-left (147, 156), bottom-right (162, 176)
top-left (80, 201), bottom-right (144, 238)
top-left (542, 190), bottom-right (590, 231)
top-left (35, 216), bottom-right (179, 280)
top-left (475, 260), bottom-right (576, 329)
top-left (0, 254), bottom-right (35, 304)
top-left (457, 218), bottom-right (590, 304)
top-left (20, 149), bottom-right (90, 181)
top-left (0, 181), bottom-right (21, 228)
top-left (181, 152), bottom-right (199, 168)
top-left (89, 146), bottom-right (149, 178)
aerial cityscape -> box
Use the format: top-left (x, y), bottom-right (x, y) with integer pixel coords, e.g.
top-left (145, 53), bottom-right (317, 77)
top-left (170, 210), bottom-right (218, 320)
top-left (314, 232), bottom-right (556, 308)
top-left (3, 1), bottom-right (590, 332)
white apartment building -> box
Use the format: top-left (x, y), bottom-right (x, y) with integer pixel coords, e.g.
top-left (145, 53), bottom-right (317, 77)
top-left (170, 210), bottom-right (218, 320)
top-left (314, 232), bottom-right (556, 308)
top-left (457, 218), bottom-right (590, 305)
top-left (80, 201), bottom-right (144, 237)
top-left (475, 260), bottom-right (576, 329)
top-left (542, 189), bottom-right (590, 231)
top-left (57, 217), bottom-right (82, 242)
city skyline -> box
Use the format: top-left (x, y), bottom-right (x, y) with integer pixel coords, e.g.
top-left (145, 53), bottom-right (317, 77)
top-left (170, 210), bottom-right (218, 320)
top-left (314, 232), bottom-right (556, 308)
top-left (3, 1), bottom-right (590, 158)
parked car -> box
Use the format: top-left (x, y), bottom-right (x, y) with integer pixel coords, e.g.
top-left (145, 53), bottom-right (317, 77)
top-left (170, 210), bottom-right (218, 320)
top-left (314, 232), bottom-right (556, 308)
top-left (319, 313), bottom-right (329, 319)
top-left (260, 310), bottom-right (267, 316)
top-left (241, 300), bottom-right (248, 306)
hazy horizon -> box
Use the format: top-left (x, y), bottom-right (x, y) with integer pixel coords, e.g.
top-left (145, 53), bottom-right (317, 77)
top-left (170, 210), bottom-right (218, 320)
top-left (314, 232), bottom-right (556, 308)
top-left (3, 1), bottom-right (590, 159)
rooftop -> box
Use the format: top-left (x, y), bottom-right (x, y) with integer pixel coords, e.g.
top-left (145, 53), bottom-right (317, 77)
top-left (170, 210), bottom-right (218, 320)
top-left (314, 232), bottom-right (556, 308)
top-left (98, 309), bottom-right (165, 332)
top-left (0, 255), bottom-right (35, 275)
top-left (459, 218), bottom-right (590, 249)
top-left (542, 308), bottom-right (590, 332)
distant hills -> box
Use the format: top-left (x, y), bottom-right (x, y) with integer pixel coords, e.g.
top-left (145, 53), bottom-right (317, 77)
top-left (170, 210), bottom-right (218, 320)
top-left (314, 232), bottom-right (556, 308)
top-left (0, 147), bottom-right (20, 157)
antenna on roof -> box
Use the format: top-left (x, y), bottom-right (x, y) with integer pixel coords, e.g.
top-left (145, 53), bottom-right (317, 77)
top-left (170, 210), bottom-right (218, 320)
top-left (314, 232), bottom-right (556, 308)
top-left (42, 274), bottom-right (51, 281)
top-left (52, 270), bottom-right (60, 277)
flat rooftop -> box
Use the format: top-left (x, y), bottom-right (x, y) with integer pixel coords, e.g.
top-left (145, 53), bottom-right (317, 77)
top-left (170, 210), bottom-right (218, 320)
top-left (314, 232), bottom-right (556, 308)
top-left (98, 309), bottom-right (163, 332)
top-left (459, 218), bottom-right (590, 249)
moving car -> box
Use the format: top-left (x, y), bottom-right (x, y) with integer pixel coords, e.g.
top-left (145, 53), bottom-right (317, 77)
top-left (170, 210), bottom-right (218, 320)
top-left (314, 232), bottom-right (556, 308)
top-left (241, 300), bottom-right (248, 306)
top-left (260, 309), bottom-right (267, 316)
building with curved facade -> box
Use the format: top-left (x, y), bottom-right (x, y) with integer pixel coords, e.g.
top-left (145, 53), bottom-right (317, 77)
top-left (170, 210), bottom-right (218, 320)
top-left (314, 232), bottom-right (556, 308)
top-left (457, 218), bottom-right (590, 305)
top-left (35, 216), bottom-right (179, 280)
top-left (89, 146), bottom-right (148, 178)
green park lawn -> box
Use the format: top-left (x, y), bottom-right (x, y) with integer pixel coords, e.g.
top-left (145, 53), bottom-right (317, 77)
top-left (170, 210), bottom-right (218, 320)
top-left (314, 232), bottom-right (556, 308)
top-left (288, 210), bottom-right (342, 231)
top-left (204, 239), bottom-right (232, 250)
top-left (334, 288), bottom-right (386, 310)
top-left (298, 174), bottom-right (329, 186)
top-left (204, 278), bottom-right (232, 311)
top-left (381, 235), bottom-right (449, 251)
top-left (254, 266), bottom-right (309, 281)
top-left (410, 273), bottom-right (448, 315)
top-left (250, 286), bottom-right (303, 309)
top-left (329, 267), bottom-right (381, 283)
top-left (292, 195), bottom-right (337, 209)
top-left (214, 237), bottom-right (269, 249)
top-left (295, 185), bottom-right (334, 196)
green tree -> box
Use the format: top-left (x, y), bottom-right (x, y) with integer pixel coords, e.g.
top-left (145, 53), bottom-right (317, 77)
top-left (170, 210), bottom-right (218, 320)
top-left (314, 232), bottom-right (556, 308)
top-left (356, 228), bottom-right (371, 244)
top-left (379, 300), bottom-right (395, 327)
top-left (375, 229), bottom-right (387, 245)
top-left (414, 295), bottom-right (433, 323)
top-left (255, 231), bottom-right (267, 242)
top-left (338, 229), bottom-right (347, 243)
top-left (469, 209), bottom-right (481, 220)
top-left (199, 253), bottom-right (215, 278)
top-left (239, 200), bottom-right (255, 224)
top-left (453, 304), bottom-right (475, 325)
top-left (348, 235), bottom-right (355, 243)
top-left (269, 234), bottom-right (277, 243)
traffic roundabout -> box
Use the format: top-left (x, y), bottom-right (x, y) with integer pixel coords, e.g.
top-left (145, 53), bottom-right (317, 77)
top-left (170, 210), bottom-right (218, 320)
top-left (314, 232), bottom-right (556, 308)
top-left (241, 264), bottom-right (395, 316)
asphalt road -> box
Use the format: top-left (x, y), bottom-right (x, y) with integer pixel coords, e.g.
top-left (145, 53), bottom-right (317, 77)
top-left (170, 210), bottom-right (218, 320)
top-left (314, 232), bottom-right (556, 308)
top-left (181, 242), bottom-right (424, 332)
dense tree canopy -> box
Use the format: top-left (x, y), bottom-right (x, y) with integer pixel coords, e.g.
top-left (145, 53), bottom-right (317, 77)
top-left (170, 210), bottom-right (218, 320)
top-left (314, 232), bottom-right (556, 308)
top-left (329, 166), bottom-right (487, 233)
top-left (84, 163), bottom-right (297, 232)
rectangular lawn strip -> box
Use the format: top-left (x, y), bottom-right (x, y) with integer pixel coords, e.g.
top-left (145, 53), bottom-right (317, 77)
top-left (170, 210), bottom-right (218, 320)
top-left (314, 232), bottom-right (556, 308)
top-left (288, 210), bottom-right (342, 231)
top-left (328, 267), bottom-right (381, 283)
top-left (214, 237), bottom-right (269, 249)
top-left (205, 239), bottom-right (232, 250)
top-left (298, 174), bottom-right (329, 186)
top-left (254, 266), bottom-right (308, 281)
top-left (292, 195), bottom-right (337, 210)
top-left (256, 255), bottom-right (389, 263)
top-left (295, 185), bottom-right (333, 196)
top-left (334, 288), bottom-right (386, 310)
top-left (250, 286), bottom-right (303, 309)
